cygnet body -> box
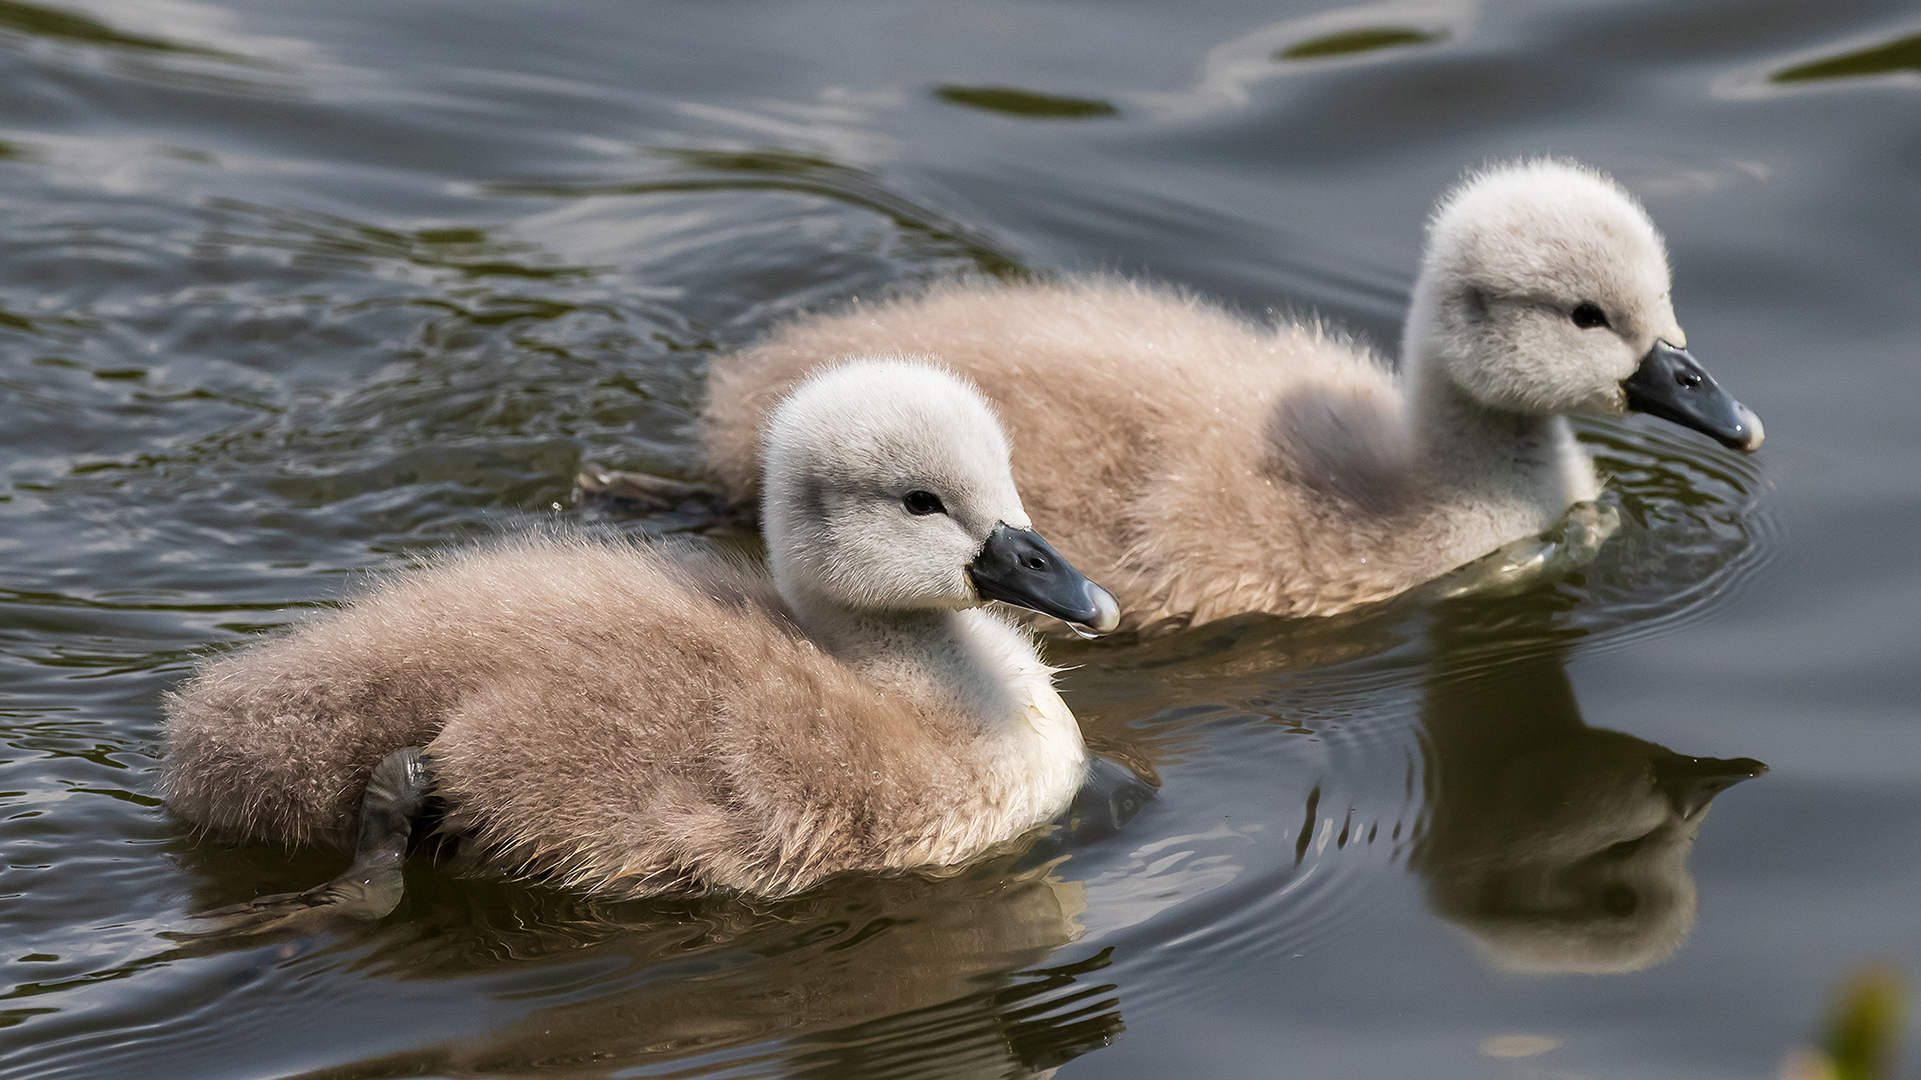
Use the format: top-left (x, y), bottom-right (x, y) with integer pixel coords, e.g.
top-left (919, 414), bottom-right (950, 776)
top-left (164, 358), bottom-right (1120, 901)
top-left (702, 160), bottom-right (1763, 632)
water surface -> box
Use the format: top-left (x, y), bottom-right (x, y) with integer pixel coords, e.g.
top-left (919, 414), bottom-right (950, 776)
top-left (2, 0), bottom-right (1918, 1077)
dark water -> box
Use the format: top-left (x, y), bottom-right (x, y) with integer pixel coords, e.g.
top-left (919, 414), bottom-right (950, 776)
top-left (1, 0), bottom-right (1917, 1076)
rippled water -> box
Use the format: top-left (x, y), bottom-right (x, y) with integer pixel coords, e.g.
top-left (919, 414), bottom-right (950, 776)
top-left (1, 0), bottom-right (1918, 1077)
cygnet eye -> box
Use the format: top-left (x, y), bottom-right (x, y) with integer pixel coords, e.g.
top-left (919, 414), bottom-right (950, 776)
top-left (1571, 302), bottom-right (1609, 330)
top-left (902, 490), bottom-right (946, 516)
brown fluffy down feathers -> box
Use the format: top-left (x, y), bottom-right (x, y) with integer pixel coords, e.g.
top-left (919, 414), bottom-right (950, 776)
top-left (706, 277), bottom-right (1485, 633)
top-left (163, 535), bottom-right (1040, 899)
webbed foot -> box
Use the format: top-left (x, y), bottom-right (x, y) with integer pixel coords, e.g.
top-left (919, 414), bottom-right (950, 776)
top-left (176, 747), bottom-right (434, 941)
top-left (1425, 500), bottom-right (1623, 602)
top-left (1018, 757), bottom-right (1159, 869)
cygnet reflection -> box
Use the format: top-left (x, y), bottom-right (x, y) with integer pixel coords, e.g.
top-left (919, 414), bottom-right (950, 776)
top-left (1411, 607), bottom-right (1765, 975)
top-left (191, 764), bottom-right (1148, 1080)
top-left (254, 860), bottom-right (1112, 1080)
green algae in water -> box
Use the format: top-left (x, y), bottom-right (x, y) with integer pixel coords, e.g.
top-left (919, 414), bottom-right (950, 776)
top-left (1773, 34), bottom-right (1921, 84)
top-left (934, 85), bottom-right (1120, 119)
top-left (1277, 26), bottom-right (1445, 60)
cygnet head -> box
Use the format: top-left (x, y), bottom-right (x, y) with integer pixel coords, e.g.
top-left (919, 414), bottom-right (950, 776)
top-left (1406, 159), bottom-right (1763, 451)
top-left (761, 356), bottom-right (1120, 632)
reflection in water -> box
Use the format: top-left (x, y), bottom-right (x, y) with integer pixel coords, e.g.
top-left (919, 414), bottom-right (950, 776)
top-left (1276, 26), bottom-right (1448, 61)
top-left (935, 85), bottom-right (1120, 119)
top-left (0, 0), bottom-right (295, 97)
top-left (6, 851), bottom-right (1120, 1078)
top-left (1716, 29), bottom-right (1921, 100)
top-left (204, 200), bottom-right (607, 285)
top-left (94, 766), bottom-right (1149, 1079)
top-left (1135, 0), bottom-right (1472, 119)
top-left (1411, 604), bottom-right (1765, 975)
top-left (267, 863), bottom-right (1118, 1080)
top-left (0, 0), bottom-right (240, 59)
top-left (487, 148), bottom-right (1024, 280)
top-left (1773, 33), bottom-right (1921, 85)
top-left (19, 195), bottom-right (723, 536)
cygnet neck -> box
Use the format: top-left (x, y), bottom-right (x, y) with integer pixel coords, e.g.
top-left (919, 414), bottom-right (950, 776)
top-left (1411, 370), bottom-right (1571, 487)
top-left (780, 585), bottom-right (1026, 728)
top-left (1401, 299), bottom-right (1596, 509)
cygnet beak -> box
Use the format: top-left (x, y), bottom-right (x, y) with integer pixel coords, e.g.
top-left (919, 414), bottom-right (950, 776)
top-left (1651, 754), bottom-right (1768, 821)
top-left (1623, 341), bottom-right (1765, 452)
top-left (968, 523), bottom-right (1122, 634)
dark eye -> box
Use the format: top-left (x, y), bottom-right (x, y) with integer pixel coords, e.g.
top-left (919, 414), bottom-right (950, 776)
top-left (902, 490), bottom-right (945, 516)
top-left (1571, 302), bottom-right (1609, 329)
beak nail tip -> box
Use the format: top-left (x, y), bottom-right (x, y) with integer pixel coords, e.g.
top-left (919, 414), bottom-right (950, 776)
top-left (1088, 589), bottom-right (1121, 634)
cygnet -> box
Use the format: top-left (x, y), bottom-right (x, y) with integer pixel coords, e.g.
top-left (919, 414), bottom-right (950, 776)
top-left (163, 358), bottom-right (1120, 917)
top-left (699, 160), bottom-right (1763, 632)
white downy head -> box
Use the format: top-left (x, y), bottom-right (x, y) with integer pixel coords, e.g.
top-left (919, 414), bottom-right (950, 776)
top-left (1405, 159), bottom-right (1685, 418)
top-left (761, 356), bottom-right (1030, 614)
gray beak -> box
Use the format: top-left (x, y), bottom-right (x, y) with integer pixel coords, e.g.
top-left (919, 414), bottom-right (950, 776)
top-left (968, 524), bottom-right (1121, 634)
top-left (1652, 754), bottom-right (1768, 820)
top-left (1623, 341), bottom-right (1765, 452)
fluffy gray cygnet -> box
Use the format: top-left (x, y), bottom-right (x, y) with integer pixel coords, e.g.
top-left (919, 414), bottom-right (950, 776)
top-left (702, 160), bottom-right (1764, 633)
top-left (163, 358), bottom-right (1120, 912)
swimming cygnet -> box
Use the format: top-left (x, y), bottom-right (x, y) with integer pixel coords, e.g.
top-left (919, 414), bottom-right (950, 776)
top-left (699, 160), bottom-right (1764, 632)
top-left (163, 358), bottom-right (1121, 915)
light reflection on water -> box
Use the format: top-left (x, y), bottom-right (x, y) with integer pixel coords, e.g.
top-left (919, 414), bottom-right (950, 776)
top-left (0, 0), bottom-right (1917, 1076)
